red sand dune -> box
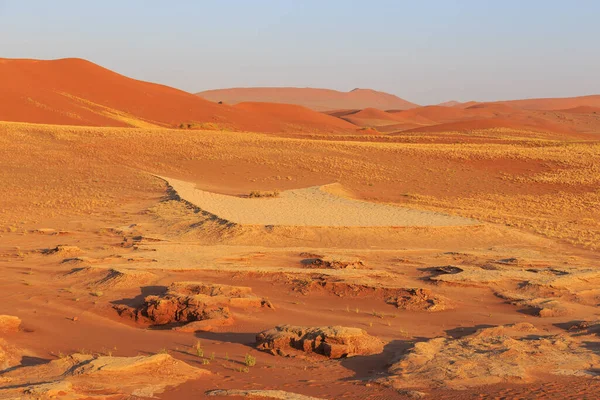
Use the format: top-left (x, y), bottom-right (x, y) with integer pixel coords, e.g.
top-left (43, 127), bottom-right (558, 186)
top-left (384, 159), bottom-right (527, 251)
top-left (234, 102), bottom-right (356, 132)
top-left (437, 100), bottom-right (462, 107)
top-left (556, 106), bottom-right (600, 114)
top-left (399, 117), bottom-right (569, 135)
top-left (0, 58), bottom-right (355, 133)
top-left (391, 105), bottom-right (475, 124)
top-left (496, 95), bottom-right (600, 111)
top-left (196, 87), bottom-right (419, 111)
top-left (340, 107), bottom-right (407, 126)
top-left (437, 100), bottom-right (479, 108)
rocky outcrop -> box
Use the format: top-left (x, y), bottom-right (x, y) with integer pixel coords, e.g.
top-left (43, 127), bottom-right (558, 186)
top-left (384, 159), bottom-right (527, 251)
top-left (304, 255), bottom-right (365, 269)
top-left (291, 279), bottom-right (451, 311)
top-left (115, 281), bottom-right (272, 331)
top-left (385, 288), bottom-right (449, 312)
top-left (431, 265), bottom-right (600, 317)
top-left (42, 245), bottom-right (81, 255)
top-left (256, 325), bottom-right (384, 358)
top-left (0, 352), bottom-right (207, 399)
top-left (385, 323), bottom-right (599, 389)
top-left (495, 291), bottom-right (573, 317)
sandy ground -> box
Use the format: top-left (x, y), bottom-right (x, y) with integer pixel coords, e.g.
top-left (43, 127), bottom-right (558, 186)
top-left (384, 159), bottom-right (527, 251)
top-left (164, 177), bottom-right (476, 227)
top-left (0, 121), bottom-right (599, 399)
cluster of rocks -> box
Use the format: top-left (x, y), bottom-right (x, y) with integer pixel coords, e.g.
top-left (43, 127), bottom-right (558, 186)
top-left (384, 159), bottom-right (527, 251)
top-left (114, 281), bottom-right (273, 331)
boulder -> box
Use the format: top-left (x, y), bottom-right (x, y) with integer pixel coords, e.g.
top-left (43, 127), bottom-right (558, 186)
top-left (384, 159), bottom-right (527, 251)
top-left (256, 325), bottom-right (384, 358)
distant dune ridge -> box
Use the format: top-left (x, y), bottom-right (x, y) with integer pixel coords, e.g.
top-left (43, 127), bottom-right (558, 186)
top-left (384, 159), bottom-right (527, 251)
top-left (196, 87), bottom-right (420, 111)
top-left (0, 58), bottom-right (356, 133)
top-left (1, 57), bottom-right (599, 136)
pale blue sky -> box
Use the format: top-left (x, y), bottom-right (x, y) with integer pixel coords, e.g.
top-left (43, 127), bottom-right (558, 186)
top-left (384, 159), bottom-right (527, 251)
top-left (1, 0), bottom-right (598, 104)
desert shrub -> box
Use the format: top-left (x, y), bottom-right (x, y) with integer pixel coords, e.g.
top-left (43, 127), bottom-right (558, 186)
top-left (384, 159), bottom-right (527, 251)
top-left (248, 189), bottom-right (280, 198)
top-left (244, 353), bottom-right (256, 367)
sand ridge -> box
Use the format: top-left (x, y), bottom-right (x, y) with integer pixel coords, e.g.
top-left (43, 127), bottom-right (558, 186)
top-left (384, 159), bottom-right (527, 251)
top-left (196, 87), bottom-right (419, 111)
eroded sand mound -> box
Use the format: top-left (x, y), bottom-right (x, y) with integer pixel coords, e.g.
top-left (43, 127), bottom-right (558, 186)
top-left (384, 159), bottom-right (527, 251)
top-left (0, 339), bottom-right (22, 371)
top-left (386, 323), bottom-right (599, 390)
top-left (256, 325), bottom-right (384, 358)
top-left (0, 352), bottom-right (207, 398)
top-left (164, 177), bottom-right (476, 227)
top-left (115, 281), bottom-right (272, 330)
top-left (0, 315), bottom-right (21, 333)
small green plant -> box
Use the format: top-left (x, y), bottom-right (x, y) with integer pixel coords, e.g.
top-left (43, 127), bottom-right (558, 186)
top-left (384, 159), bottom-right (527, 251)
top-left (196, 347), bottom-right (204, 357)
top-left (210, 352), bottom-right (215, 361)
top-left (158, 348), bottom-right (169, 355)
top-left (244, 353), bottom-right (256, 367)
top-left (202, 358), bottom-right (210, 365)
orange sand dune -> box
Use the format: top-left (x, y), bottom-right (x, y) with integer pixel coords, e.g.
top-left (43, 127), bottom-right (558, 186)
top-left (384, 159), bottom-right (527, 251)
top-left (340, 107), bottom-right (409, 127)
top-left (496, 95), bottom-right (600, 111)
top-left (391, 105), bottom-right (476, 123)
top-left (342, 102), bottom-right (600, 136)
top-left (0, 57), bottom-right (245, 128)
top-left (196, 87), bottom-right (419, 111)
top-left (0, 58), bottom-right (355, 134)
top-left (557, 106), bottom-right (600, 114)
top-left (399, 117), bottom-right (570, 135)
top-left (234, 102), bottom-right (356, 132)
top-left (437, 100), bottom-right (462, 107)
top-left (437, 100), bottom-right (479, 108)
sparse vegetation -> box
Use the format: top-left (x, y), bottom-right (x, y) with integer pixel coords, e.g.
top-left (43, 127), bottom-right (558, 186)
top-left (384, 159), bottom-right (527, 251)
top-left (248, 189), bottom-right (280, 198)
top-left (245, 353), bottom-right (256, 367)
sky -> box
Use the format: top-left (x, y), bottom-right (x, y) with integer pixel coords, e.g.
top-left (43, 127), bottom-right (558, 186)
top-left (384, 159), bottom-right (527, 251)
top-left (1, 0), bottom-right (599, 105)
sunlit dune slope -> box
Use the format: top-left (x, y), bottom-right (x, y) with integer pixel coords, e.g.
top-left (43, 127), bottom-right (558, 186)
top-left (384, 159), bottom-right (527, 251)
top-left (234, 102), bottom-right (356, 132)
top-left (399, 117), bottom-right (570, 135)
top-left (0, 58), bottom-right (356, 133)
top-left (496, 95), bottom-right (600, 111)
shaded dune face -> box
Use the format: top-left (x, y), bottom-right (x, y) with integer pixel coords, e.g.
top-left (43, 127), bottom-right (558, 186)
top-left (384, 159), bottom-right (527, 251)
top-left (0, 58), bottom-right (356, 133)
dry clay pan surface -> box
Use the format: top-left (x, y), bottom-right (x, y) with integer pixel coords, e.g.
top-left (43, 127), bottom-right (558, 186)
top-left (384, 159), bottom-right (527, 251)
top-left (163, 176), bottom-right (476, 227)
